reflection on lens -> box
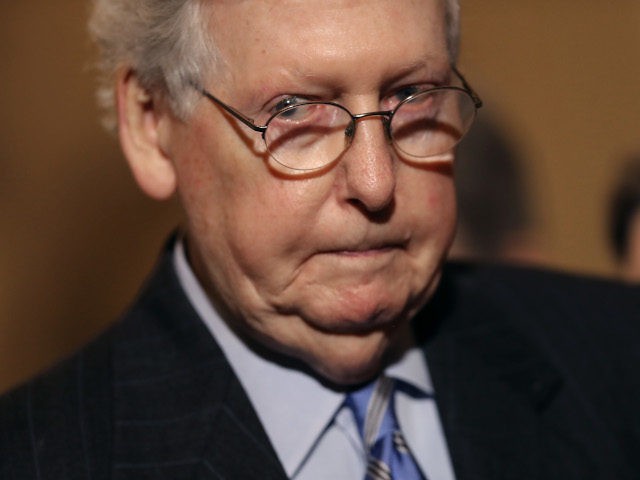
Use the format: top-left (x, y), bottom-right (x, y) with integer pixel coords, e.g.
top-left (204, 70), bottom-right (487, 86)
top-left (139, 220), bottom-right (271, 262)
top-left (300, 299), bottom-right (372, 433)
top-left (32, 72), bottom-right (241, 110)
top-left (265, 103), bottom-right (352, 171)
top-left (391, 89), bottom-right (476, 159)
top-left (262, 89), bottom-right (477, 172)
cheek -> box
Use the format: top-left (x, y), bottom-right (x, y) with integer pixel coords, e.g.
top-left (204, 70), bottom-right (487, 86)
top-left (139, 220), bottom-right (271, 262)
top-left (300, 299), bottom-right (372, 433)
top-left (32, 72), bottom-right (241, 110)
top-left (214, 180), bottom-right (334, 302)
top-left (405, 171), bottom-right (457, 243)
top-left (172, 114), bottom-right (337, 295)
top-left (230, 186), bottom-right (322, 267)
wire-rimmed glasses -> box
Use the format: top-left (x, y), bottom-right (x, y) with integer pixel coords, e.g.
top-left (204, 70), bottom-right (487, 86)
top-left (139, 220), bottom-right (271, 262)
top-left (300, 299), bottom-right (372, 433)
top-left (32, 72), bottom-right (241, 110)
top-left (193, 68), bottom-right (482, 173)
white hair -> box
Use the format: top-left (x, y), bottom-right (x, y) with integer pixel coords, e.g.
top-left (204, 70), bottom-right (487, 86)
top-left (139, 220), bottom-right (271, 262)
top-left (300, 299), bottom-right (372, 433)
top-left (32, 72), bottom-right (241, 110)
top-left (88, 0), bottom-right (216, 130)
top-left (88, 0), bottom-right (460, 129)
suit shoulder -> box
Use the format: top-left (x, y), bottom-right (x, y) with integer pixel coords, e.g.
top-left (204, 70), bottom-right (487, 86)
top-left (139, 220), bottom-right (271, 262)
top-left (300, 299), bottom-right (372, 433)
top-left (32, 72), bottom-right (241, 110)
top-left (425, 263), bottom-right (640, 475)
top-left (0, 331), bottom-right (112, 479)
top-left (441, 261), bottom-right (640, 319)
top-left (435, 262), bottom-right (640, 367)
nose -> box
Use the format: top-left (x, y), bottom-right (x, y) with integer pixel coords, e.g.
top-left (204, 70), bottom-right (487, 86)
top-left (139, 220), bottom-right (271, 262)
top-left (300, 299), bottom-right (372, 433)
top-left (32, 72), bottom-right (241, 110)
top-left (340, 116), bottom-right (396, 213)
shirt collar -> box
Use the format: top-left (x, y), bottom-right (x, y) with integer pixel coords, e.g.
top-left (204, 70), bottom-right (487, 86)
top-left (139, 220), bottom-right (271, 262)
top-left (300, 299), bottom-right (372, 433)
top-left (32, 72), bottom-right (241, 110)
top-left (173, 239), bottom-right (433, 476)
top-left (387, 345), bottom-right (433, 394)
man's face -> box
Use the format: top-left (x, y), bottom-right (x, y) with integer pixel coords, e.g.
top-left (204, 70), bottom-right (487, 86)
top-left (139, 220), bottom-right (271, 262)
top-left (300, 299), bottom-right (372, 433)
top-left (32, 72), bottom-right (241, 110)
top-left (165, 0), bottom-right (456, 384)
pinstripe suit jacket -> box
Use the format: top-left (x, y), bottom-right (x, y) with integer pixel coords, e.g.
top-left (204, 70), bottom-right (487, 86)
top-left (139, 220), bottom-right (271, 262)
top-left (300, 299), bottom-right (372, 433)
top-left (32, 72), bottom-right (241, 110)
top-left (1, 243), bottom-right (639, 479)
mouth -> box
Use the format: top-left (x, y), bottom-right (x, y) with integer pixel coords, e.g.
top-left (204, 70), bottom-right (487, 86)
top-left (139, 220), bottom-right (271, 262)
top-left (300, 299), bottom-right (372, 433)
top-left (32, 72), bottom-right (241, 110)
top-left (333, 246), bottom-right (400, 258)
top-left (321, 240), bottom-right (409, 257)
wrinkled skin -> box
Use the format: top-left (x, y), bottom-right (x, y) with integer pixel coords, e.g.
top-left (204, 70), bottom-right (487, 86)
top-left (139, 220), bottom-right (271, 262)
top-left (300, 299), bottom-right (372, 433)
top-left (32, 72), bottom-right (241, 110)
top-left (142, 0), bottom-right (456, 385)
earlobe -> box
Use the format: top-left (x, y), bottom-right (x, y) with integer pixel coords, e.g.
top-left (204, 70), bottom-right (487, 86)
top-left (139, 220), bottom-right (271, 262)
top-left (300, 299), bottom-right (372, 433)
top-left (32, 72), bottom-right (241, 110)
top-left (116, 68), bottom-right (177, 200)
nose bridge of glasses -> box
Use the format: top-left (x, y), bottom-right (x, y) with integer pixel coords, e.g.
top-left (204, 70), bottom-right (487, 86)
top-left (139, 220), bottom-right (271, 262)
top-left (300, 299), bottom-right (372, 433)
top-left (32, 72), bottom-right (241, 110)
top-left (348, 110), bottom-right (393, 141)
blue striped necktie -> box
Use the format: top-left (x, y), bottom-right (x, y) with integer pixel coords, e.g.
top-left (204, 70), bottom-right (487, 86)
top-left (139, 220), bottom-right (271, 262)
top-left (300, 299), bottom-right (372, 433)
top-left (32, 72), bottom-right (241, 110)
top-left (347, 376), bottom-right (425, 480)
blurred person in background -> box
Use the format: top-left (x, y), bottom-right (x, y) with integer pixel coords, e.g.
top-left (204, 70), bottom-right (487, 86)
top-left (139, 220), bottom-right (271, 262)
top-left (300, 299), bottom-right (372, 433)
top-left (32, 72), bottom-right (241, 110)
top-left (450, 114), bottom-right (545, 265)
top-left (0, 1), bottom-right (638, 479)
top-left (609, 154), bottom-right (640, 282)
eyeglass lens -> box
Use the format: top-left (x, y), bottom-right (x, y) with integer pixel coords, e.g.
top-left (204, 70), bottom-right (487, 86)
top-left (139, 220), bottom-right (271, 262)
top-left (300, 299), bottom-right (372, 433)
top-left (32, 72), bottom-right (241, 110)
top-left (264, 89), bottom-right (477, 172)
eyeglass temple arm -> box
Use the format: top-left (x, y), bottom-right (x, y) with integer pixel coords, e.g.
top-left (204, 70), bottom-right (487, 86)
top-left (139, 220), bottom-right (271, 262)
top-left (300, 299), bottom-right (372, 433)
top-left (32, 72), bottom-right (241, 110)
top-left (191, 82), bottom-right (267, 134)
top-left (452, 65), bottom-right (483, 108)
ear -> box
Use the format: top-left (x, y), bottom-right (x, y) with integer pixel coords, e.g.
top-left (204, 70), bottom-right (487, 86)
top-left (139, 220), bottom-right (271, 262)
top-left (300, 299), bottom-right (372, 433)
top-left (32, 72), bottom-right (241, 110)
top-left (116, 69), bottom-right (177, 200)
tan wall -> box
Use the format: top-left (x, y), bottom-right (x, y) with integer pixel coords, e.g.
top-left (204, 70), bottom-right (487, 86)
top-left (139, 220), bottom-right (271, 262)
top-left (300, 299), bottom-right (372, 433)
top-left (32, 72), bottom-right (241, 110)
top-left (1, 1), bottom-right (182, 391)
top-left (459, 0), bottom-right (640, 273)
top-left (1, 1), bottom-right (638, 392)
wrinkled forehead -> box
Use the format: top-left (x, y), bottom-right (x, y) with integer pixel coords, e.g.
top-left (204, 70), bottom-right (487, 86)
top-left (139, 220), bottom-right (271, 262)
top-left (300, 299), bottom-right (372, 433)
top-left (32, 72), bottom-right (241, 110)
top-left (207, 0), bottom-right (449, 85)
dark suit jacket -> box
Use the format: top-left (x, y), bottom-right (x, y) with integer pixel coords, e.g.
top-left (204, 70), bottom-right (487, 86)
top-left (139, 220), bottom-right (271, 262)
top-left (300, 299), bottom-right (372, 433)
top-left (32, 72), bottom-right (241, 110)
top-left (1, 243), bottom-right (639, 479)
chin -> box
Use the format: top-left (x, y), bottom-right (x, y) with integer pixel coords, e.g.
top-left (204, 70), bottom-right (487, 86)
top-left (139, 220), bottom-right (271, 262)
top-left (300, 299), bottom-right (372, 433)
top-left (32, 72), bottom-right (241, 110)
top-left (300, 324), bottom-right (412, 387)
top-left (297, 282), bottom-right (415, 332)
top-left (313, 354), bottom-right (386, 387)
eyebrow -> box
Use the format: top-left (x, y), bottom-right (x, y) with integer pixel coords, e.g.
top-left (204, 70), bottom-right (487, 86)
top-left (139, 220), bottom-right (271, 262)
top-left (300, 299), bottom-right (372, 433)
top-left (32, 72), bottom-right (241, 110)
top-left (381, 57), bottom-right (451, 87)
top-left (241, 54), bottom-right (452, 113)
top-left (292, 54), bottom-right (451, 89)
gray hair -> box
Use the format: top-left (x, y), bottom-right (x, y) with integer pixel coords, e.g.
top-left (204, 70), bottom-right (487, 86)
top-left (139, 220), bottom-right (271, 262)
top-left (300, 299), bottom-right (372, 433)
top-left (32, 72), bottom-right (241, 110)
top-left (88, 0), bottom-right (460, 129)
top-left (88, 0), bottom-right (216, 129)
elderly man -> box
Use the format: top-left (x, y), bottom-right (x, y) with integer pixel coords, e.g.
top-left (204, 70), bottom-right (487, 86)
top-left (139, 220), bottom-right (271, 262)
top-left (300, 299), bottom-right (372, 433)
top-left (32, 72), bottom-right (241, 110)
top-left (1, 0), bottom-right (639, 479)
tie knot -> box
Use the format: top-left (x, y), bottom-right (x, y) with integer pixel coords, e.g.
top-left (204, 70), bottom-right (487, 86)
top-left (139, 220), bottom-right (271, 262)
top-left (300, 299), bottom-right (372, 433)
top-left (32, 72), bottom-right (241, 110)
top-left (346, 376), bottom-right (396, 449)
top-left (346, 377), bottom-right (425, 480)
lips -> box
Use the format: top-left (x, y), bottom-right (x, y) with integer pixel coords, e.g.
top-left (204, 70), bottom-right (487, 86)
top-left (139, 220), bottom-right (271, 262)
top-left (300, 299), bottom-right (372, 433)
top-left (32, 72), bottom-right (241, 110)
top-left (332, 247), bottom-right (401, 259)
top-left (320, 239), bottom-right (409, 256)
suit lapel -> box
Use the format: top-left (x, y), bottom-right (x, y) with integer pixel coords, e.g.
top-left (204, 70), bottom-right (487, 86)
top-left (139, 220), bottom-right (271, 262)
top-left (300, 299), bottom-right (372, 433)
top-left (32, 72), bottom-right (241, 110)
top-left (418, 264), bottom-right (630, 479)
top-left (424, 316), bottom-right (560, 479)
top-left (111, 245), bottom-right (288, 480)
top-left (195, 371), bottom-right (289, 479)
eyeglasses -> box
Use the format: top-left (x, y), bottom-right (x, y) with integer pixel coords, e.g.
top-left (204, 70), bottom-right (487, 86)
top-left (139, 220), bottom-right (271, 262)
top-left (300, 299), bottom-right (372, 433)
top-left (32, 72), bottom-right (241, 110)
top-left (193, 68), bottom-right (482, 173)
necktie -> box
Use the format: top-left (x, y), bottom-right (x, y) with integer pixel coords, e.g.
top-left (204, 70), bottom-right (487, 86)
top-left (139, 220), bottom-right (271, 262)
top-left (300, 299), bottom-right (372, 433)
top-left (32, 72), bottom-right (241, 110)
top-left (346, 376), bottom-right (425, 480)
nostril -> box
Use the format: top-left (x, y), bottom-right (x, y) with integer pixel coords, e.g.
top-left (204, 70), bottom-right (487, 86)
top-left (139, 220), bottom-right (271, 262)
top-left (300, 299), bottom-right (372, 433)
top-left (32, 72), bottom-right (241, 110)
top-left (348, 196), bottom-right (395, 222)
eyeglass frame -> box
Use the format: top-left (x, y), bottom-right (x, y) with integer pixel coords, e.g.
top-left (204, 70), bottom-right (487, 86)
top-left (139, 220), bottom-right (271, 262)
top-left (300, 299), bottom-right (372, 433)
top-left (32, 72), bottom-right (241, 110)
top-left (191, 66), bottom-right (482, 161)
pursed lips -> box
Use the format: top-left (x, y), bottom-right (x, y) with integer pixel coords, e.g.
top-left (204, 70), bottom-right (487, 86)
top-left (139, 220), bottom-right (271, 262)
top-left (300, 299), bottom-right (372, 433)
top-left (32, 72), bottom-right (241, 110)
top-left (321, 239), bottom-right (409, 257)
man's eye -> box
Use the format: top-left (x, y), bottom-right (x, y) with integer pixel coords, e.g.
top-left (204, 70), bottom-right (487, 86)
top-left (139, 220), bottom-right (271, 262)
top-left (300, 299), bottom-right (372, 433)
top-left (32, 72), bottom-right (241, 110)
top-left (382, 86), bottom-right (423, 110)
top-left (394, 86), bottom-right (421, 102)
top-left (272, 96), bottom-right (304, 114)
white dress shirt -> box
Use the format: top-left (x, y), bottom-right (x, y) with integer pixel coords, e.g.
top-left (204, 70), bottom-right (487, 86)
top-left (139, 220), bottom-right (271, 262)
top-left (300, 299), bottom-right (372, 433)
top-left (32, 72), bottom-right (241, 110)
top-left (174, 240), bottom-right (456, 479)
